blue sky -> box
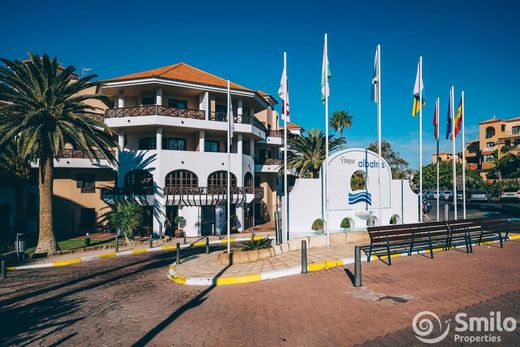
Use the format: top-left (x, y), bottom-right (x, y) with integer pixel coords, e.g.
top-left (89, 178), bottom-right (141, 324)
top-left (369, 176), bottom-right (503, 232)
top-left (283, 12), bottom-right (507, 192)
top-left (2, 0), bottom-right (519, 168)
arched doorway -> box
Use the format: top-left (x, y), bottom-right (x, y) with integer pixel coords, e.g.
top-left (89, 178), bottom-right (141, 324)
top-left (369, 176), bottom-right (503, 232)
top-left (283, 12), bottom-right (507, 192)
top-left (124, 170), bottom-right (153, 194)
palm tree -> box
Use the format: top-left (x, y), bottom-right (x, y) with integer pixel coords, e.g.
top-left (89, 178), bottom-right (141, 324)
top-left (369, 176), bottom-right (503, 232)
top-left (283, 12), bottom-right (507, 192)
top-left (107, 202), bottom-right (144, 242)
top-left (0, 54), bottom-right (117, 254)
top-left (329, 110), bottom-right (352, 145)
top-left (287, 128), bottom-right (345, 178)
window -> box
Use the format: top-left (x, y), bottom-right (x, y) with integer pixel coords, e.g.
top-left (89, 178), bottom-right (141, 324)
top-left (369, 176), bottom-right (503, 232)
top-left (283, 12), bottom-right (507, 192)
top-left (208, 171), bottom-right (237, 189)
top-left (513, 126), bottom-right (520, 134)
top-left (139, 137), bottom-right (156, 150)
top-left (76, 173), bottom-right (95, 193)
top-left (486, 141), bottom-right (495, 148)
top-left (165, 170), bottom-right (198, 189)
top-left (168, 99), bottom-right (187, 109)
top-left (80, 208), bottom-right (96, 228)
top-left (205, 140), bottom-right (220, 152)
top-left (244, 172), bottom-right (253, 189)
top-left (505, 139), bottom-right (511, 146)
top-left (124, 170), bottom-right (153, 194)
top-left (162, 137), bottom-right (186, 151)
top-left (501, 124), bottom-right (506, 132)
top-left (141, 96), bottom-right (155, 105)
top-left (485, 126), bottom-right (495, 139)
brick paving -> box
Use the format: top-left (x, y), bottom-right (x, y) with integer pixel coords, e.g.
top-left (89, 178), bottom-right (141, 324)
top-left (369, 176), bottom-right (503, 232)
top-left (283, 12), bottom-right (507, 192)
top-left (1, 240), bottom-right (519, 346)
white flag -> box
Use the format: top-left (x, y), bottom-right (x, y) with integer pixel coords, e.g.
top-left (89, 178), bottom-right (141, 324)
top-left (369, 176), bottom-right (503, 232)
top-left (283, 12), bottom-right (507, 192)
top-left (371, 48), bottom-right (380, 103)
top-left (278, 61), bottom-right (290, 122)
top-left (413, 58), bottom-right (424, 97)
top-left (321, 34), bottom-right (331, 103)
top-left (227, 80), bottom-right (234, 143)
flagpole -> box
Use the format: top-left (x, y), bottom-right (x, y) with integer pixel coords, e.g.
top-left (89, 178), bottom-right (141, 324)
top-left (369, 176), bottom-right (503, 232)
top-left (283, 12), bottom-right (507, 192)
top-left (226, 80), bottom-right (231, 254)
top-left (377, 44), bottom-right (382, 226)
top-left (419, 56), bottom-right (423, 223)
top-left (324, 33), bottom-right (330, 247)
top-left (462, 90), bottom-right (466, 219)
top-left (436, 97), bottom-right (440, 222)
top-left (283, 52), bottom-right (289, 243)
top-left (451, 86), bottom-right (457, 220)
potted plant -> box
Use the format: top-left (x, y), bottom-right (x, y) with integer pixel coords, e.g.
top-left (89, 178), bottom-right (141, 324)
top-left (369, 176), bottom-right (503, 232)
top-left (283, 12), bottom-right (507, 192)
top-left (230, 215), bottom-right (239, 233)
top-left (340, 217), bottom-right (351, 229)
top-left (174, 216), bottom-right (186, 238)
top-left (311, 218), bottom-right (324, 231)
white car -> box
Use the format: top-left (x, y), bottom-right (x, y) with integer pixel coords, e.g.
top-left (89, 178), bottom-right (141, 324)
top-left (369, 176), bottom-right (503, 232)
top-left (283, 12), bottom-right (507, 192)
top-left (501, 188), bottom-right (520, 201)
top-left (469, 190), bottom-right (489, 202)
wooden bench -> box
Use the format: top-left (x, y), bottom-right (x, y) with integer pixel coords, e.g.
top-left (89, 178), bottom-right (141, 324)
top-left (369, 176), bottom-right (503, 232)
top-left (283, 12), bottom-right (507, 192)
top-left (362, 221), bottom-right (450, 265)
top-left (362, 218), bottom-right (514, 265)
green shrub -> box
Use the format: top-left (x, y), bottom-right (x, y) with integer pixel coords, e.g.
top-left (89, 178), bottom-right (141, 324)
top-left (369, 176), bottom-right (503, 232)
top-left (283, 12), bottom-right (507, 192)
top-left (340, 218), bottom-right (351, 229)
top-left (174, 216), bottom-right (186, 227)
top-left (311, 218), bottom-right (324, 231)
top-left (242, 237), bottom-right (272, 251)
top-left (390, 215), bottom-right (397, 224)
top-left (107, 202), bottom-right (144, 242)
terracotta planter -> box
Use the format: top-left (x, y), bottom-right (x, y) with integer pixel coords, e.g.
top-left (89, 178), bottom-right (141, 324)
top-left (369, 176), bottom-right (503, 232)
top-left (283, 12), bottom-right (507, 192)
top-left (175, 229), bottom-right (184, 238)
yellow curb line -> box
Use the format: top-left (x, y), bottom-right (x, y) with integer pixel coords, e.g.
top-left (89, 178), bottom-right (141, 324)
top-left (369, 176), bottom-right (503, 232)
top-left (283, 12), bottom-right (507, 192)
top-left (216, 274), bottom-right (262, 285)
top-left (53, 258), bottom-right (82, 267)
top-left (98, 253), bottom-right (117, 259)
top-left (131, 249), bottom-right (149, 254)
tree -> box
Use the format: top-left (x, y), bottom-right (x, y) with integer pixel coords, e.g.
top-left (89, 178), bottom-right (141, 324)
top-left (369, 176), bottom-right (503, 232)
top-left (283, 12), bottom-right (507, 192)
top-left (496, 153), bottom-right (520, 179)
top-left (107, 202), bottom-right (144, 242)
top-left (367, 140), bottom-right (409, 179)
top-left (286, 128), bottom-right (345, 178)
top-left (0, 54), bottom-right (117, 254)
top-left (329, 110), bottom-right (352, 146)
top-left (414, 161), bottom-right (484, 191)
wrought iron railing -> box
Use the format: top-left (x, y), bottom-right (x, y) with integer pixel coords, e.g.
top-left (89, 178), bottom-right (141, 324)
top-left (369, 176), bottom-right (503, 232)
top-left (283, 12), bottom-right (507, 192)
top-left (209, 111), bottom-right (267, 132)
top-left (101, 186), bottom-right (154, 197)
top-left (254, 157), bottom-right (282, 166)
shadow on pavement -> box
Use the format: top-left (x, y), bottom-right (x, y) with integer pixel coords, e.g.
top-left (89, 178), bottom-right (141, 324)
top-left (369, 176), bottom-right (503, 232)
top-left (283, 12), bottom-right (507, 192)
top-left (131, 263), bottom-right (231, 346)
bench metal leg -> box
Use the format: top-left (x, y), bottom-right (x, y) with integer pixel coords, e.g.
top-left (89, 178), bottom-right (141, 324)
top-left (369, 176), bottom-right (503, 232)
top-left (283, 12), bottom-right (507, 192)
top-left (386, 236), bottom-right (391, 266)
top-left (428, 232), bottom-right (434, 259)
top-left (367, 245), bottom-right (373, 262)
top-left (498, 232), bottom-right (503, 248)
top-left (408, 233), bottom-right (415, 256)
top-left (478, 230), bottom-right (484, 246)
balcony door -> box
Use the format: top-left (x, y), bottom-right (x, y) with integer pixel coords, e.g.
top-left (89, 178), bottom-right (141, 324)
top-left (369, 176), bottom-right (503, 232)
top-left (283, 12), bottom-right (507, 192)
top-left (201, 206), bottom-right (215, 236)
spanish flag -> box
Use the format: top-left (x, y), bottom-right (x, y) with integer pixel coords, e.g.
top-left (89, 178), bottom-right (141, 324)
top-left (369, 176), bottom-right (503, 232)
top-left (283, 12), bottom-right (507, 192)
top-left (454, 98), bottom-right (462, 137)
top-left (412, 58), bottom-right (424, 116)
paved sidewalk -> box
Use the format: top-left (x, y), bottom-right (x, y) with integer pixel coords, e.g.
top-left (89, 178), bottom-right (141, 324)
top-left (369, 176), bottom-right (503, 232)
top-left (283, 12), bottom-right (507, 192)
top-left (175, 242), bottom-right (356, 277)
top-left (8, 231), bottom-right (273, 268)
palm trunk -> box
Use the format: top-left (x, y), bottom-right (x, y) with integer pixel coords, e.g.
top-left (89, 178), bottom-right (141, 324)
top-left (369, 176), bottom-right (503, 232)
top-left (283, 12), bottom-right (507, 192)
top-left (34, 153), bottom-right (58, 254)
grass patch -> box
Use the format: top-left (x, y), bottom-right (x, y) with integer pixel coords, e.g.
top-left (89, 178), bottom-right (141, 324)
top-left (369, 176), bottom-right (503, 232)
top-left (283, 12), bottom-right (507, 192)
top-left (26, 238), bottom-right (115, 254)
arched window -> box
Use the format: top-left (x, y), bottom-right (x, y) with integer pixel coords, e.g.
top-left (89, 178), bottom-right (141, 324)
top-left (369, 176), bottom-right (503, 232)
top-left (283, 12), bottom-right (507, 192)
top-left (208, 171), bottom-right (237, 189)
top-left (165, 170), bottom-right (198, 189)
top-left (485, 126), bottom-right (496, 139)
top-left (124, 170), bottom-right (153, 193)
top-left (244, 172), bottom-right (253, 189)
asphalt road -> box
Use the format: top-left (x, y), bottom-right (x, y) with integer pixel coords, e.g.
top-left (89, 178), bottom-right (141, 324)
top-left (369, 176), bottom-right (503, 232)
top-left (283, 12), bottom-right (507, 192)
top-left (424, 199), bottom-right (519, 221)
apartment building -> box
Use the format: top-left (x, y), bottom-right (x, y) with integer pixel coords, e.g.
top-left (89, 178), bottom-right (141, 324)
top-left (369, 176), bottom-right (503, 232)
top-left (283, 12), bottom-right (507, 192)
top-left (98, 62), bottom-right (284, 237)
top-left (431, 151), bottom-right (462, 165)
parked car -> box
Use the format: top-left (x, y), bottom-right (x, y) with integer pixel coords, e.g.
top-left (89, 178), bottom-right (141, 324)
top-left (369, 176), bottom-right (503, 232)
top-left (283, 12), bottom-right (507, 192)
top-left (469, 190), bottom-right (489, 202)
top-left (443, 190), bottom-right (453, 201)
top-left (456, 191), bottom-right (464, 201)
top-left (422, 200), bottom-right (432, 214)
top-left (501, 188), bottom-right (520, 201)
top-left (433, 191), bottom-right (441, 199)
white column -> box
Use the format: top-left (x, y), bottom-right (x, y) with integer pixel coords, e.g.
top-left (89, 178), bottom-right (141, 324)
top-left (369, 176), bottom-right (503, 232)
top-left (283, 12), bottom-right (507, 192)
top-left (156, 127), bottom-right (162, 150)
top-left (199, 131), bottom-right (205, 152)
top-left (236, 204), bottom-right (245, 232)
top-left (250, 138), bottom-right (255, 157)
top-left (199, 92), bottom-right (209, 119)
top-left (117, 92), bottom-right (124, 108)
top-left (117, 131), bottom-right (125, 150)
top-left (237, 99), bottom-right (243, 122)
top-left (155, 87), bottom-right (162, 106)
top-left (237, 134), bottom-right (243, 155)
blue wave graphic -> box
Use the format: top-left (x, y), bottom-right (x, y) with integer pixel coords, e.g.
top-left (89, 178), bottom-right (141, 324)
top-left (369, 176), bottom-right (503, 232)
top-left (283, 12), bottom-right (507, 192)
top-left (348, 191), bottom-right (372, 205)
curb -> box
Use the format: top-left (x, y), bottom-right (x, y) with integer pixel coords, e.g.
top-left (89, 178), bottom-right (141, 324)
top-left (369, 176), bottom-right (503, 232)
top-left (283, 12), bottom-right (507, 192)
top-left (168, 234), bottom-right (520, 286)
top-left (6, 235), bottom-right (268, 271)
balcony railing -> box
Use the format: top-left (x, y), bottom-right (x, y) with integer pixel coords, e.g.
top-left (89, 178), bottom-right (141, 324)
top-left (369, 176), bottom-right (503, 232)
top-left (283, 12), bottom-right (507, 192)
top-left (266, 130), bottom-right (284, 138)
top-left (58, 148), bottom-right (114, 160)
top-left (101, 186), bottom-right (154, 196)
top-left (209, 111), bottom-right (267, 132)
top-left (164, 186), bottom-right (263, 206)
top-left (105, 105), bottom-right (205, 120)
top-left (255, 158), bottom-right (282, 166)
top-left (84, 112), bottom-right (105, 123)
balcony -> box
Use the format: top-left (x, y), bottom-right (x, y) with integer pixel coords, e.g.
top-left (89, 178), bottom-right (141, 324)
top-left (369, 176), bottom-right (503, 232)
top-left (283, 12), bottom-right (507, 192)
top-left (101, 187), bottom-right (154, 206)
top-left (258, 129), bottom-right (284, 146)
top-left (105, 105), bottom-right (205, 120)
top-left (58, 148), bottom-right (112, 160)
top-left (209, 111), bottom-right (267, 132)
top-left (164, 186), bottom-right (264, 206)
top-left (255, 157), bottom-right (281, 173)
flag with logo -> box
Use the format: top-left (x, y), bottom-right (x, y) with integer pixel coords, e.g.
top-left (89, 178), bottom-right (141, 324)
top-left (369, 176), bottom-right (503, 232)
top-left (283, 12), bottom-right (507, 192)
top-left (433, 99), bottom-right (439, 140)
top-left (412, 59), bottom-right (424, 116)
top-left (454, 98), bottom-right (463, 137)
top-left (445, 93), bottom-right (452, 140)
top-left (321, 36), bottom-right (331, 103)
top-left (371, 48), bottom-right (380, 103)
top-left (278, 62), bottom-right (290, 122)
top-left (227, 81), bottom-right (234, 143)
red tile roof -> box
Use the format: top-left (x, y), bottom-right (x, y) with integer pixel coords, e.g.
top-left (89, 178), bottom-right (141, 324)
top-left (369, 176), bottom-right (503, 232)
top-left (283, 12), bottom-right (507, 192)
top-left (102, 62), bottom-right (253, 92)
